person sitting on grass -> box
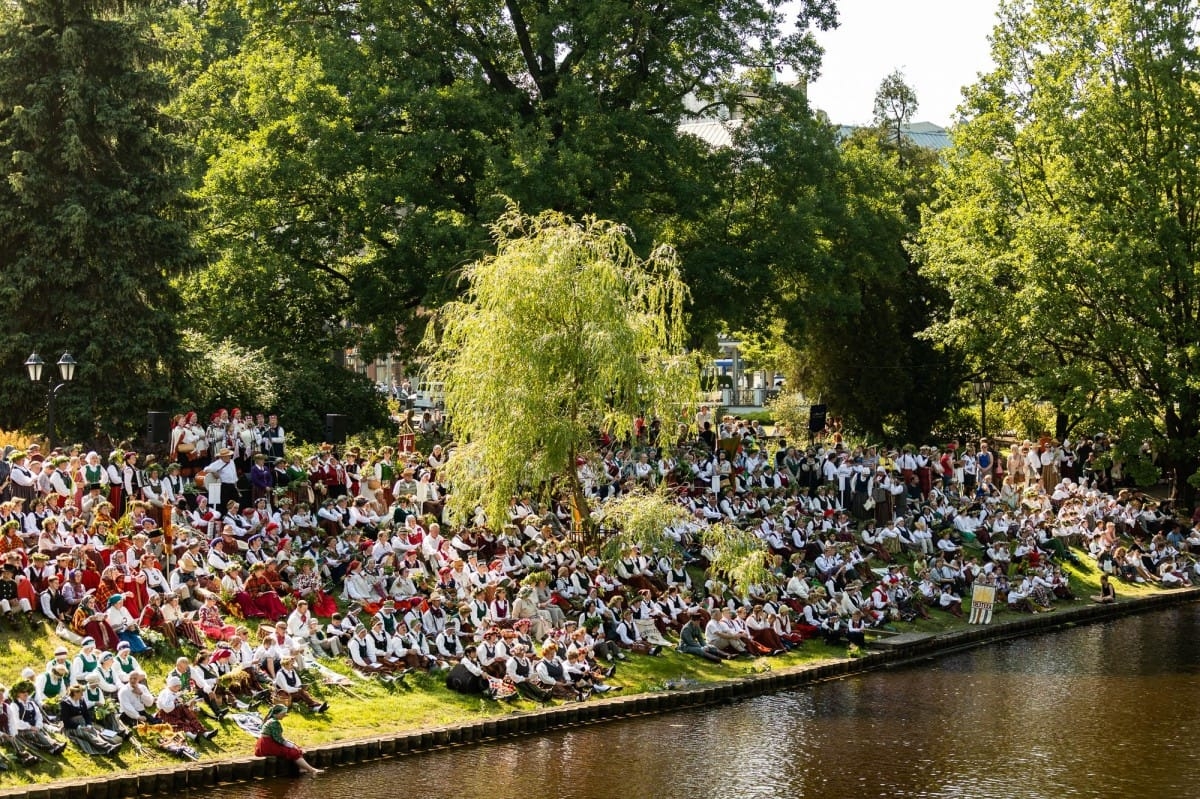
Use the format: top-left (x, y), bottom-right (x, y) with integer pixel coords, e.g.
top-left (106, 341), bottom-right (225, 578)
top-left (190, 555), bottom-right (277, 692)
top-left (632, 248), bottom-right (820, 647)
top-left (7, 680), bottom-right (66, 755)
top-left (677, 608), bottom-right (729, 663)
top-left (59, 683), bottom-right (122, 756)
top-left (938, 585), bottom-right (964, 618)
top-left (1090, 573), bottom-right (1116, 604)
top-left (272, 656), bottom-right (328, 713)
top-left (255, 704), bottom-right (322, 776)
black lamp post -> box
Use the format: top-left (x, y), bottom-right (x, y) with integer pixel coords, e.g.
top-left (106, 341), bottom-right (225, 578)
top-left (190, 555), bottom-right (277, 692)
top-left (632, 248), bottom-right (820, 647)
top-left (25, 351), bottom-right (77, 447)
top-left (972, 376), bottom-right (993, 439)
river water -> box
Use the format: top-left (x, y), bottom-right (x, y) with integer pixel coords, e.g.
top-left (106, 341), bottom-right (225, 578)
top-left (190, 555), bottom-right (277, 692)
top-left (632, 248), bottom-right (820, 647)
top-left (198, 604), bottom-right (1200, 799)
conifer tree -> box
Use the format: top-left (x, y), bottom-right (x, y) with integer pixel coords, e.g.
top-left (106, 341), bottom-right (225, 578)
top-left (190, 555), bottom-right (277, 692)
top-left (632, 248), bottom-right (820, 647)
top-left (0, 0), bottom-right (193, 440)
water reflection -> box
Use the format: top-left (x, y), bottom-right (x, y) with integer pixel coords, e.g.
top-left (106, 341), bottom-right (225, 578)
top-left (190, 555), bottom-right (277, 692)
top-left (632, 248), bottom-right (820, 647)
top-left (195, 605), bottom-right (1199, 799)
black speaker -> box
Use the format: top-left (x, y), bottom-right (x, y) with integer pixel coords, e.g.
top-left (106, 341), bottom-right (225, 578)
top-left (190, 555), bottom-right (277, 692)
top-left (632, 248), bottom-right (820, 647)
top-left (808, 404), bottom-right (828, 434)
top-left (324, 413), bottom-right (347, 444)
top-left (146, 411), bottom-right (170, 444)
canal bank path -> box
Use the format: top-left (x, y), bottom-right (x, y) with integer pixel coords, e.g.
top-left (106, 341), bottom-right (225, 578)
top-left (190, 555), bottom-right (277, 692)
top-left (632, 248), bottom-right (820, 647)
top-left (4, 586), bottom-right (1197, 799)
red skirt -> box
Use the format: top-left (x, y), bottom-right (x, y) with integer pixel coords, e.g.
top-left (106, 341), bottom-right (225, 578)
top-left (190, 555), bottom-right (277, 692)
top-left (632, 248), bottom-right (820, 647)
top-left (256, 736), bottom-right (303, 760)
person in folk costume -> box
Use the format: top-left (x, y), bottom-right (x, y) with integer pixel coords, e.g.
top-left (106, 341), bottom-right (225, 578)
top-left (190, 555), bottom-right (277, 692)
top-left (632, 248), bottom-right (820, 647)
top-left (80, 451), bottom-right (108, 506)
top-left (45, 457), bottom-right (73, 510)
top-left (343, 450), bottom-right (362, 499)
top-left (105, 593), bottom-right (152, 653)
top-left (7, 451), bottom-right (37, 508)
top-left (320, 451), bottom-right (348, 501)
top-left (138, 463), bottom-right (170, 525)
top-left (0, 563), bottom-right (33, 625)
top-left (347, 623), bottom-right (402, 676)
top-left (261, 413), bottom-right (286, 461)
top-left (8, 680), bottom-right (67, 755)
top-left (255, 704), bottom-right (321, 775)
top-left (245, 562), bottom-right (289, 621)
top-left (228, 407), bottom-right (250, 470)
top-left (291, 557), bottom-right (336, 618)
top-left (270, 458), bottom-right (290, 505)
top-left (119, 451), bottom-right (143, 517)
top-left (156, 674), bottom-right (217, 740)
top-left (206, 409), bottom-right (229, 464)
top-left (116, 669), bottom-right (158, 728)
top-left (249, 453), bottom-right (272, 507)
top-left (532, 640), bottom-right (583, 701)
top-left (272, 655), bottom-right (327, 712)
top-left (504, 643), bottom-right (552, 701)
top-left (170, 656), bottom-right (226, 720)
top-left (204, 448), bottom-right (240, 517)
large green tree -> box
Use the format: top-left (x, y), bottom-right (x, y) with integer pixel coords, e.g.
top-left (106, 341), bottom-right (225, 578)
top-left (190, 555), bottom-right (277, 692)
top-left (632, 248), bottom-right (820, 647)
top-left (694, 74), bottom-right (960, 441)
top-left (174, 0), bottom-right (839, 359)
top-left (920, 0), bottom-right (1200, 503)
top-left (0, 0), bottom-right (194, 442)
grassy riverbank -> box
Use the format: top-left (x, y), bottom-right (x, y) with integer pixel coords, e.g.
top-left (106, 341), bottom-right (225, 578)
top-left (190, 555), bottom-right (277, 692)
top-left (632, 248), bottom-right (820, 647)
top-left (0, 548), bottom-right (1172, 788)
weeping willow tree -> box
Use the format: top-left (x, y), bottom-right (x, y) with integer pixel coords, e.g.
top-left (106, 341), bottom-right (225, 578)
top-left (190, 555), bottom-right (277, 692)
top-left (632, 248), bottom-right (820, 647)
top-left (597, 488), bottom-right (775, 597)
top-left (426, 206), bottom-right (698, 530)
top-left (702, 523), bottom-right (776, 600)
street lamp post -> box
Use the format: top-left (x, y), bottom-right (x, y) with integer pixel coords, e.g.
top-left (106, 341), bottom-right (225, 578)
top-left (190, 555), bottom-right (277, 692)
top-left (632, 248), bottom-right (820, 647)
top-left (972, 377), bottom-right (993, 439)
top-left (25, 352), bottom-right (77, 448)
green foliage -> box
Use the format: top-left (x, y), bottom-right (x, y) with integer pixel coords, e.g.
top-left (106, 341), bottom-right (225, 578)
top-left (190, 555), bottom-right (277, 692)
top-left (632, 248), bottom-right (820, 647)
top-left (999, 400), bottom-right (1056, 443)
top-left (426, 206), bottom-right (698, 526)
top-left (0, 0), bottom-right (195, 442)
top-left (173, 0), bottom-right (840, 358)
top-left (920, 0), bottom-right (1200, 503)
top-left (766, 392), bottom-right (813, 440)
top-left (181, 330), bottom-right (281, 412)
top-left (595, 488), bottom-right (691, 564)
top-left (701, 522), bottom-right (775, 599)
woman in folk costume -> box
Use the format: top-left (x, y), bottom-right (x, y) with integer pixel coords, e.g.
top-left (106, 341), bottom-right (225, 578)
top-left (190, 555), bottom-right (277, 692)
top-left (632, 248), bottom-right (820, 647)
top-left (73, 598), bottom-right (120, 652)
top-left (105, 593), bottom-right (152, 654)
top-left (255, 704), bottom-right (321, 775)
top-left (292, 558), bottom-right (337, 617)
top-left (156, 675), bottom-right (216, 740)
top-left (245, 562), bottom-right (289, 621)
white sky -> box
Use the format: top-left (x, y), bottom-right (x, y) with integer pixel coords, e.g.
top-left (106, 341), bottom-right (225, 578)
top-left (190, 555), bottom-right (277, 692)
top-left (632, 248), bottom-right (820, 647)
top-left (796, 0), bottom-right (1001, 127)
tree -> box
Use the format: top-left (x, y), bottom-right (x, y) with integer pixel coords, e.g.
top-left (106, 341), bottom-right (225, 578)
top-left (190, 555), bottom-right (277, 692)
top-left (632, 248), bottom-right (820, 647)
top-left (0, 0), bottom-right (194, 442)
top-left (872, 69), bottom-right (918, 160)
top-left (173, 0), bottom-right (839, 359)
top-left (919, 0), bottom-right (1200, 505)
top-left (696, 75), bottom-right (962, 441)
top-left (425, 206), bottom-right (697, 530)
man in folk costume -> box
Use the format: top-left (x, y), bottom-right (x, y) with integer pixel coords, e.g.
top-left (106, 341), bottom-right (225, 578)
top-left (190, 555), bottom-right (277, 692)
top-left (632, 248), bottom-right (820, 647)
top-left (7, 452), bottom-right (36, 507)
top-left (272, 655), bottom-right (327, 712)
top-left (264, 414), bottom-right (286, 460)
top-left (46, 457), bottom-right (73, 510)
top-left (117, 451), bottom-right (142, 516)
top-left (100, 451), bottom-right (122, 511)
top-left (162, 462), bottom-right (186, 508)
top-left (204, 448), bottom-right (240, 511)
top-left (170, 656), bottom-right (226, 721)
top-left (141, 463), bottom-right (169, 526)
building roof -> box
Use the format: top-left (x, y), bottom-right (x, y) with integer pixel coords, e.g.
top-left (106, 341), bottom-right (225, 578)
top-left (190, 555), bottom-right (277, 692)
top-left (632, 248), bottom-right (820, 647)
top-left (678, 118), bottom-right (743, 149)
top-left (680, 117), bottom-right (951, 152)
top-left (836, 121), bottom-right (952, 150)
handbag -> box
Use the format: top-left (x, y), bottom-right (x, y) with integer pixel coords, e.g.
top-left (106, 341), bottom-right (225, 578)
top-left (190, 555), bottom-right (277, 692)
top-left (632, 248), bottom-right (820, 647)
top-left (176, 442), bottom-right (196, 454)
top-left (863, 497), bottom-right (876, 511)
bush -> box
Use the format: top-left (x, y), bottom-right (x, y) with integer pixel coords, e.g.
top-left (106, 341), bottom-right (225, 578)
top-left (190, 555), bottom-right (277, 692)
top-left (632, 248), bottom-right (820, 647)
top-left (765, 392), bottom-right (810, 439)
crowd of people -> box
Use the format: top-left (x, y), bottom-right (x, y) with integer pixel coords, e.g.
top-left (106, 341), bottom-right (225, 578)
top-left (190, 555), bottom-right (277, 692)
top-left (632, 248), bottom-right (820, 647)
top-left (0, 403), bottom-right (1190, 772)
